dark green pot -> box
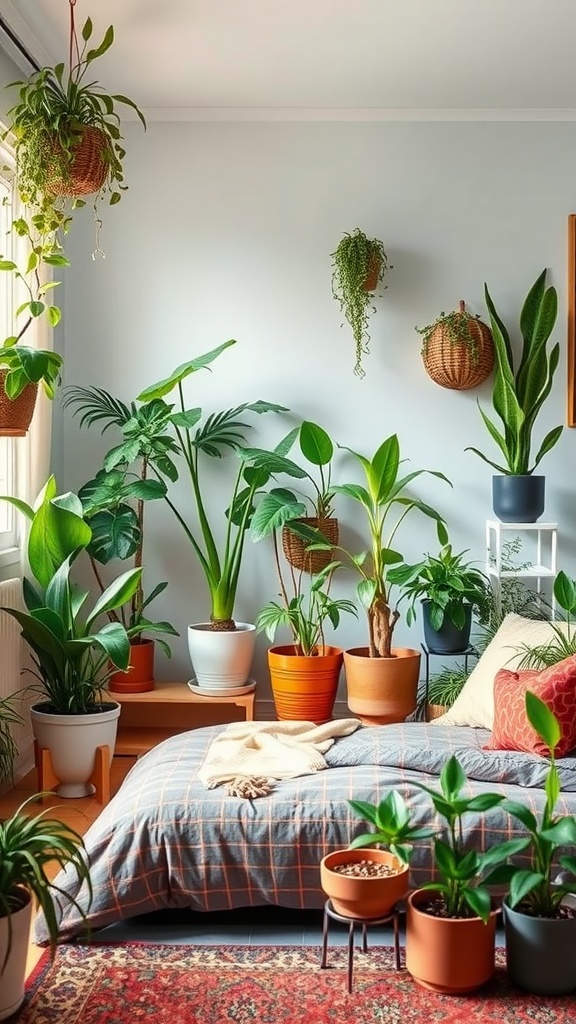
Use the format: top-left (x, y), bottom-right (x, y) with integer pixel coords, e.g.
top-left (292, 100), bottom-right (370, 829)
top-left (504, 898), bottom-right (576, 995)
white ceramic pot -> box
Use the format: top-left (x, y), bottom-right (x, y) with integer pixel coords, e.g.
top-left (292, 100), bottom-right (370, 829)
top-left (187, 622), bottom-right (256, 689)
top-left (30, 702), bottom-right (120, 798)
top-left (0, 888), bottom-right (32, 1021)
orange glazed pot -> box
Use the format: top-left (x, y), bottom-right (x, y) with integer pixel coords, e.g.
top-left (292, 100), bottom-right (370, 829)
top-left (343, 647), bottom-right (420, 725)
top-left (109, 639), bottom-right (155, 693)
top-left (406, 889), bottom-right (499, 994)
top-left (320, 848), bottom-right (409, 920)
top-left (267, 645), bottom-right (343, 723)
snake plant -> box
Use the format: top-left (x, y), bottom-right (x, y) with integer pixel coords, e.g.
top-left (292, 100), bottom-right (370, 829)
top-left (466, 270), bottom-right (563, 475)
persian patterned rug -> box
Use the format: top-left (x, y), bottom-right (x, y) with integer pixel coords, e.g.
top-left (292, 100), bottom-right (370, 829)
top-left (22, 943), bottom-right (575, 1023)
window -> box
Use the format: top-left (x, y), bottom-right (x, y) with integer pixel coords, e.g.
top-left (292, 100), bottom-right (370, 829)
top-left (0, 138), bottom-right (21, 566)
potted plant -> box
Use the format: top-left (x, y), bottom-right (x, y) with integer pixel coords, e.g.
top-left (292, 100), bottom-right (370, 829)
top-left (64, 341), bottom-right (304, 690)
top-left (5, 12), bottom-right (146, 214)
top-left (0, 211), bottom-right (66, 435)
top-left (0, 476), bottom-right (142, 797)
top-left (61, 384), bottom-right (183, 691)
top-left (273, 420), bottom-right (340, 574)
top-left (416, 300), bottom-right (494, 391)
top-left (320, 790), bottom-right (434, 919)
top-left (0, 795), bottom-right (91, 1020)
top-left (330, 228), bottom-right (391, 379)
top-left (424, 665), bottom-right (469, 720)
top-left (465, 269), bottom-right (563, 523)
top-left (387, 543), bottom-right (491, 654)
top-left (327, 433), bottom-right (450, 723)
top-left (255, 530), bottom-right (357, 721)
top-left (404, 755), bottom-right (530, 994)
top-left (497, 691), bottom-right (576, 995)
top-left (0, 10), bottom-right (145, 431)
top-left (515, 570), bottom-right (576, 669)
top-left (0, 694), bottom-right (22, 789)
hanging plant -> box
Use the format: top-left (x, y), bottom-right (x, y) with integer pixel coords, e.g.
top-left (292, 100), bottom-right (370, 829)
top-left (330, 229), bottom-right (391, 379)
top-left (416, 300), bottom-right (494, 391)
top-left (5, 3), bottom-right (146, 217)
top-left (0, 1), bottom-right (146, 424)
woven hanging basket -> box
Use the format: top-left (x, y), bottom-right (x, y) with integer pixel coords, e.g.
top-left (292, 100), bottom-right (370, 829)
top-left (421, 301), bottom-right (495, 391)
top-left (46, 125), bottom-right (109, 197)
top-left (0, 370), bottom-right (38, 437)
top-left (282, 517), bottom-right (339, 575)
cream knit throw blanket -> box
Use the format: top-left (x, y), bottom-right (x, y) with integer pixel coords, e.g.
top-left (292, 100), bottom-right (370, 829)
top-left (198, 718), bottom-right (361, 797)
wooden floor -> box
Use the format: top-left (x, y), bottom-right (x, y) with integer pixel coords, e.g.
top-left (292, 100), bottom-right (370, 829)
top-left (1, 755), bottom-right (137, 978)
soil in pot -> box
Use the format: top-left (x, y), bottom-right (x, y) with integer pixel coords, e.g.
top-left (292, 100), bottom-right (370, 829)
top-left (320, 848), bottom-right (409, 919)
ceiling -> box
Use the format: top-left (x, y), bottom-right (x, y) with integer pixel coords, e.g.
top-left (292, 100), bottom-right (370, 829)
top-left (1, 0), bottom-right (576, 119)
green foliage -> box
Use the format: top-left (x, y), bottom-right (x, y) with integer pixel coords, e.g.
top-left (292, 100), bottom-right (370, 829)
top-left (330, 433), bottom-right (451, 657)
top-left (0, 477), bottom-right (142, 713)
top-left (0, 15), bottom-right (145, 401)
top-left (330, 228), bottom-right (391, 379)
top-left (64, 342), bottom-right (301, 627)
top-left (0, 795), bottom-right (91, 964)
top-left (62, 386), bottom-right (179, 655)
top-left (515, 570), bottom-right (576, 669)
top-left (416, 306), bottom-right (486, 364)
top-left (387, 543), bottom-right (491, 631)
top-left (416, 756), bottom-right (529, 922)
top-left (348, 759), bottom-right (527, 922)
top-left (426, 665), bottom-right (469, 709)
top-left (466, 270), bottom-right (563, 475)
top-left (256, 556), bottom-right (357, 656)
top-left (5, 17), bottom-right (146, 214)
top-left (493, 693), bottom-right (576, 917)
top-left (0, 693), bottom-right (22, 787)
top-left (348, 791), bottom-right (436, 866)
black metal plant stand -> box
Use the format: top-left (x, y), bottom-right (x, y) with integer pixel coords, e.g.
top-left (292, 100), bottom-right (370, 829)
top-left (319, 899), bottom-right (402, 993)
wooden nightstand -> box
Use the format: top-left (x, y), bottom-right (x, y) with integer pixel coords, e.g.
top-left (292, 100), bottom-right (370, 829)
top-left (113, 680), bottom-right (256, 755)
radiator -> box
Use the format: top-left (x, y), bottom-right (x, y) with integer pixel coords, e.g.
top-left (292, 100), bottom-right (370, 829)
top-left (0, 577), bottom-right (34, 786)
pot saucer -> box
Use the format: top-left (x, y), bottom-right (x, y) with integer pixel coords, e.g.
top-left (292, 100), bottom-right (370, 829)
top-left (187, 679), bottom-right (257, 698)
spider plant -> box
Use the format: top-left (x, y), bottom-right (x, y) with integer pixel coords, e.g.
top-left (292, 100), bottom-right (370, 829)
top-left (516, 571), bottom-right (576, 669)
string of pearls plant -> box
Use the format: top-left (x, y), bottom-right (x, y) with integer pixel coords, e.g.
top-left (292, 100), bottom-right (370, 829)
top-left (330, 228), bottom-right (391, 378)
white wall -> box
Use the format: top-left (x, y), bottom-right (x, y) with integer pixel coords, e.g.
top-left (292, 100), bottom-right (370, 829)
top-left (57, 119), bottom-right (576, 690)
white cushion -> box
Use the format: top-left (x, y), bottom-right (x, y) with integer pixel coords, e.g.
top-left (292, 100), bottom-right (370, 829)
top-left (431, 613), bottom-right (569, 730)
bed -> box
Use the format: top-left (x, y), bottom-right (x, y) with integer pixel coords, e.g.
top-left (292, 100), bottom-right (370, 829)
top-left (33, 719), bottom-right (576, 944)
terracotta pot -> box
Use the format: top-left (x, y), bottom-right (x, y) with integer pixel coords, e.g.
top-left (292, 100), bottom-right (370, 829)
top-left (320, 848), bottom-right (409, 920)
top-left (343, 647), bottom-right (420, 725)
top-left (406, 889), bottom-right (498, 994)
top-left (109, 639), bottom-right (155, 693)
top-left (362, 253), bottom-right (382, 292)
top-left (267, 645), bottom-right (343, 723)
top-left (0, 371), bottom-right (38, 437)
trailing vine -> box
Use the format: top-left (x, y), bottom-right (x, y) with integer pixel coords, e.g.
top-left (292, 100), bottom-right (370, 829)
top-left (330, 229), bottom-right (391, 378)
top-left (416, 301), bottom-right (485, 365)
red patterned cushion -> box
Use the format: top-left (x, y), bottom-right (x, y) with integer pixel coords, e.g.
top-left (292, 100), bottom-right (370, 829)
top-left (486, 654), bottom-right (576, 757)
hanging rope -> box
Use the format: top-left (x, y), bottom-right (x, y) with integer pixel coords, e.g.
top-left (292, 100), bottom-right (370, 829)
top-left (68, 0), bottom-right (80, 72)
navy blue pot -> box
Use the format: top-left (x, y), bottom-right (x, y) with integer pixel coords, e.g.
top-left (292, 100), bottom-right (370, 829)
top-left (422, 601), bottom-right (472, 654)
top-left (492, 474), bottom-right (545, 523)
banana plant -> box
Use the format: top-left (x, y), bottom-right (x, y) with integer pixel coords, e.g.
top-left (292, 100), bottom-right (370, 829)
top-left (466, 270), bottom-right (563, 475)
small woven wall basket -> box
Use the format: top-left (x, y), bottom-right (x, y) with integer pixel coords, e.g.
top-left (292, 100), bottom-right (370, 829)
top-left (422, 300), bottom-right (495, 391)
top-left (0, 371), bottom-right (38, 437)
top-left (46, 125), bottom-right (109, 197)
top-left (282, 517), bottom-right (339, 574)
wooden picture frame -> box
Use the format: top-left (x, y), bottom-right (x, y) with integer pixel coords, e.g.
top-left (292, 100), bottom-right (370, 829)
top-left (568, 214), bottom-right (576, 426)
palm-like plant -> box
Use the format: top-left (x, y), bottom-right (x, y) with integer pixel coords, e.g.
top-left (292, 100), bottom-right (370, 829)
top-left (64, 341), bottom-right (304, 630)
